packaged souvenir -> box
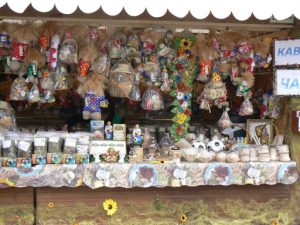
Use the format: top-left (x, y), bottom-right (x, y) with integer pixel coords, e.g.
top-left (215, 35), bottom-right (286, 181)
top-left (24, 48), bottom-right (45, 83)
top-left (129, 73), bottom-right (141, 101)
top-left (75, 133), bottom-right (91, 154)
top-left (63, 137), bottom-right (77, 154)
top-left (33, 137), bottom-right (48, 155)
top-left (0, 101), bottom-right (16, 131)
top-left (10, 75), bottom-right (29, 101)
top-left (197, 60), bottom-right (213, 83)
top-left (239, 98), bottom-right (254, 116)
top-left (59, 32), bottom-right (78, 64)
top-left (141, 87), bottom-right (164, 111)
top-left (48, 136), bottom-right (63, 153)
top-left (108, 59), bottom-right (134, 98)
top-left (125, 32), bottom-right (141, 65)
top-left (160, 67), bottom-right (171, 92)
top-left (47, 153), bottom-right (62, 164)
top-left (159, 133), bottom-right (173, 156)
top-left (0, 31), bottom-right (10, 56)
top-left (62, 154), bottom-right (76, 164)
top-left (91, 53), bottom-right (110, 75)
top-left (28, 80), bottom-right (40, 103)
top-left (17, 139), bottom-right (33, 158)
top-left (32, 154), bottom-right (46, 165)
top-left (109, 31), bottom-right (126, 60)
top-left (40, 74), bottom-right (55, 103)
top-left (90, 120), bottom-right (105, 139)
top-left (54, 64), bottom-right (69, 90)
top-left (48, 34), bottom-right (60, 69)
top-left (12, 41), bottom-right (29, 61)
top-left (218, 108), bottom-right (232, 128)
top-left (2, 139), bottom-right (17, 158)
top-left (113, 124), bottom-right (126, 141)
top-left (144, 54), bottom-right (161, 87)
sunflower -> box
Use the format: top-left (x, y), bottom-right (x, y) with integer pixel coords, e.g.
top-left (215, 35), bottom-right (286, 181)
top-left (48, 202), bottom-right (54, 208)
top-left (103, 199), bottom-right (118, 216)
top-left (180, 214), bottom-right (188, 223)
top-left (179, 38), bottom-right (192, 50)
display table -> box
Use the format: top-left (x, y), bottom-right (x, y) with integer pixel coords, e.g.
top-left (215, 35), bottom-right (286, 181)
top-left (0, 161), bottom-right (297, 188)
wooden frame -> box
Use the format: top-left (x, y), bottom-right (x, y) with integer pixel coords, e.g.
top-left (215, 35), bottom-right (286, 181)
top-left (246, 119), bottom-right (273, 145)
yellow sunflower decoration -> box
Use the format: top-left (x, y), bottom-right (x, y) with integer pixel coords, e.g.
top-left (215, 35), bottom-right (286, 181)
top-left (180, 38), bottom-right (192, 50)
top-left (48, 202), bottom-right (54, 208)
top-left (177, 113), bottom-right (187, 124)
top-left (271, 219), bottom-right (279, 225)
top-left (103, 199), bottom-right (118, 216)
top-left (180, 214), bottom-right (188, 223)
top-left (212, 72), bottom-right (221, 82)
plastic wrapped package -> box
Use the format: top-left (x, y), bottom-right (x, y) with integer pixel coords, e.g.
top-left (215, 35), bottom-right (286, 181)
top-left (59, 32), bottom-right (78, 64)
top-left (74, 132), bottom-right (91, 154)
top-left (129, 73), bottom-right (141, 101)
top-left (17, 139), bottom-right (33, 158)
top-left (48, 136), bottom-right (63, 153)
top-left (33, 137), bottom-right (48, 154)
top-left (2, 139), bottom-right (17, 158)
top-left (10, 75), bottom-right (29, 101)
top-left (0, 101), bottom-right (16, 131)
top-left (159, 133), bottom-right (173, 156)
top-left (218, 109), bottom-right (232, 128)
top-left (54, 65), bottom-right (69, 90)
top-left (63, 137), bottom-right (77, 154)
top-left (91, 53), bottom-right (110, 75)
top-left (141, 87), bottom-right (164, 111)
top-left (40, 75), bottom-right (55, 103)
top-left (239, 98), bottom-right (254, 116)
top-left (28, 81), bottom-right (40, 103)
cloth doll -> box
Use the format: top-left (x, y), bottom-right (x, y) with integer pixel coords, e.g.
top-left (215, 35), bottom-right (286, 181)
top-left (79, 72), bottom-right (108, 120)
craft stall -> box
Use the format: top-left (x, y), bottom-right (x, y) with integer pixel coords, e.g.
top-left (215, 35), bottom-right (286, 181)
top-left (0, 1), bottom-right (299, 225)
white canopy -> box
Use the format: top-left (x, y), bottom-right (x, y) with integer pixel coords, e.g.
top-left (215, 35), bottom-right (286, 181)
top-left (0, 0), bottom-right (299, 21)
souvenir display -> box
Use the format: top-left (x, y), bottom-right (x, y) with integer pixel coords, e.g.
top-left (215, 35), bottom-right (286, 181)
top-left (141, 87), bottom-right (164, 111)
top-left (108, 59), bottom-right (134, 98)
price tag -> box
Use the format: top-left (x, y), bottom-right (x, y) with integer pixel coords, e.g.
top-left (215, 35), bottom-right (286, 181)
top-left (49, 137), bottom-right (59, 143)
top-left (2, 140), bottom-right (11, 148)
top-left (18, 141), bottom-right (31, 151)
top-left (65, 138), bottom-right (77, 147)
top-left (34, 138), bottom-right (46, 147)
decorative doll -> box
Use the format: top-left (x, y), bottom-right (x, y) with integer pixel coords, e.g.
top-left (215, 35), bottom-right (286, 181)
top-left (197, 71), bottom-right (229, 112)
top-left (108, 59), bottom-right (134, 98)
top-left (132, 124), bottom-right (143, 145)
top-left (160, 66), bottom-right (171, 92)
top-left (144, 54), bottom-right (161, 87)
top-left (109, 31), bottom-right (127, 62)
top-left (24, 48), bottom-right (45, 83)
top-left (54, 64), bottom-right (69, 90)
top-left (79, 72), bottom-right (108, 120)
top-left (105, 121), bottom-right (113, 140)
top-left (234, 72), bottom-right (255, 99)
top-left (40, 71), bottom-right (55, 104)
top-left (9, 22), bottom-right (39, 74)
top-left (125, 32), bottom-right (142, 66)
top-left (59, 32), bottom-right (78, 64)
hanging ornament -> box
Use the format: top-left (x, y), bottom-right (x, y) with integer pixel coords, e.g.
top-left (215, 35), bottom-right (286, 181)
top-left (218, 107), bottom-right (232, 128)
top-left (170, 33), bottom-right (197, 141)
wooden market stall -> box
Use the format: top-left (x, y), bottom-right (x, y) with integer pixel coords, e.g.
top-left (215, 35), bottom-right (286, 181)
top-left (0, 1), bottom-right (299, 225)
